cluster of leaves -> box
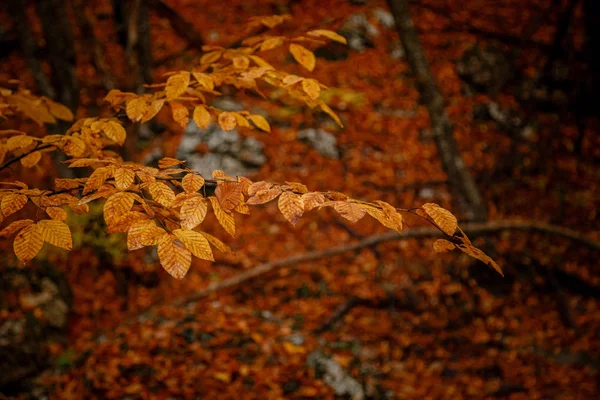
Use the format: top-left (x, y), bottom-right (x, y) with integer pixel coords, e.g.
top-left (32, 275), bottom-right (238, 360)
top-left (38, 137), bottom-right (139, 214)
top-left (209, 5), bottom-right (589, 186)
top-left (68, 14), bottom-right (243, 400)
top-left (0, 18), bottom-right (501, 279)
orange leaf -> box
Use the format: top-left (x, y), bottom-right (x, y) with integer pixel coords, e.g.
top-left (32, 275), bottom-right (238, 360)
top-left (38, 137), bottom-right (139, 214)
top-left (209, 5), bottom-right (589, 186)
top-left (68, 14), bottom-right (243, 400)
top-left (114, 167), bottom-right (135, 190)
top-left (193, 106), bottom-right (211, 129)
top-left (333, 201), bottom-right (366, 223)
top-left (46, 207), bottom-right (67, 221)
top-left (200, 231), bottom-right (232, 253)
top-left (103, 192), bottom-right (135, 224)
top-left (458, 244), bottom-right (504, 276)
top-left (46, 99), bottom-right (74, 121)
top-left (422, 203), bottom-right (457, 236)
top-left (1, 193), bottom-right (28, 217)
top-left (127, 219), bottom-right (165, 250)
top-left (301, 192), bottom-right (325, 211)
top-left (307, 29), bottom-right (347, 44)
top-left (0, 219), bottom-right (34, 237)
top-left (182, 173), bottom-right (205, 193)
top-left (13, 224), bottom-right (43, 263)
top-left (148, 181), bottom-right (175, 207)
top-left (158, 157), bottom-right (183, 169)
top-left (173, 229), bottom-right (214, 261)
top-left (126, 98), bottom-right (147, 122)
top-left (158, 234), bottom-right (192, 279)
top-left (170, 102), bottom-right (189, 128)
top-left (247, 188), bottom-right (281, 205)
top-left (20, 151), bottom-right (42, 168)
top-left (218, 112), bottom-right (237, 131)
top-left (209, 196), bottom-right (235, 237)
top-left (248, 114), bottom-right (270, 132)
top-left (301, 79), bottom-right (320, 100)
top-left (433, 239), bottom-right (456, 253)
top-left (289, 44), bottom-right (316, 71)
top-left (180, 196), bottom-right (207, 230)
top-left (215, 181), bottom-right (242, 211)
top-left (374, 200), bottom-right (403, 232)
top-left (83, 167), bottom-right (110, 195)
top-left (247, 181), bottom-right (272, 196)
top-left (166, 71), bottom-right (190, 100)
top-left (37, 219), bottom-right (72, 250)
top-left (142, 99), bottom-right (165, 123)
top-left (102, 120), bottom-right (127, 145)
top-left (278, 191), bottom-right (304, 226)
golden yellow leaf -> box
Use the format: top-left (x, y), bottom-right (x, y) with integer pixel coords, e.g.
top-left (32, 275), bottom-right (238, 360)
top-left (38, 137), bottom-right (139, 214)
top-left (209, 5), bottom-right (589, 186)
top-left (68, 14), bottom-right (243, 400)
top-left (83, 167), bottom-right (110, 195)
top-left (301, 192), bottom-right (325, 211)
top-left (126, 98), bottom-right (148, 122)
top-left (248, 114), bottom-right (270, 132)
top-left (289, 44), bottom-right (316, 72)
top-left (158, 157), bottom-right (183, 169)
top-left (247, 188), bottom-right (282, 205)
top-left (158, 234), bottom-right (192, 279)
top-left (170, 102), bottom-right (189, 128)
top-left (209, 196), bottom-right (235, 237)
top-left (102, 120), bottom-right (127, 145)
top-left (192, 72), bottom-right (215, 90)
top-left (233, 112), bottom-right (250, 128)
top-left (53, 178), bottom-right (80, 191)
top-left (173, 229), bottom-right (214, 261)
top-left (182, 173), bottom-right (205, 193)
top-left (62, 136), bottom-right (86, 157)
top-left (218, 112), bottom-right (237, 131)
top-left (106, 211), bottom-right (147, 234)
top-left (278, 191), bottom-right (304, 226)
top-left (234, 194), bottom-right (250, 215)
top-left (319, 101), bottom-right (343, 127)
top-left (200, 231), bottom-right (232, 253)
top-left (458, 244), bottom-right (504, 276)
top-left (301, 79), bottom-right (320, 100)
top-left (46, 207), bottom-right (67, 221)
top-left (1, 193), bottom-right (28, 217)
top-left (114, 167), bottom-right (135, 190)
top-left (78, 186), bottom-right (117, 205)
top-left (333, 201), bottom-right (366, 223)
top-left (374, 200), bottom-right (403, 232)
top-left (180, 196), bottom-right (208, 230)
top-left (247, 181), bottom-right (272, 196)
top-left (200, 50), bottom-right (222, 65)
top-left (193, 106), bottom-right (211, 129)
top-left (233, 56), bottom-right (250, 69)
top-left (103, 192), bottom-right (135, 224)
top-left (7, 135), bottom-right (35, 151)
top-left (45, 99), bottom-right (73, 121)
top-left (148, 181), bottom-right (175, 207)
top-left (127, 219), bottom-right (165, 250)
top-left (238, 176), bottom-right (253, 195)
top-left (260, 36), bottom-right (285, 51)
top-left (307, 29), bottom-right (347, 44)
top-left (37, 219), bottom-right (72, 250)
top-left (142, 98), bottom-right (165, 123)
top-left (215, 181), bottom-right (242, 211)
top-left (14, 224), bottom-right (43, 263)
top-left (20, 151), bottom-right (41, 168)
top-left (166, 71), bottom-right (190, 100)
top-left (212, 170), bottom-right (235, 180)
top-left (0, 219), bottom-right (33, 237)
top-left (422, 203), bottom-right (457, 236)
top-left (433, 239), bottom-right (456, 253)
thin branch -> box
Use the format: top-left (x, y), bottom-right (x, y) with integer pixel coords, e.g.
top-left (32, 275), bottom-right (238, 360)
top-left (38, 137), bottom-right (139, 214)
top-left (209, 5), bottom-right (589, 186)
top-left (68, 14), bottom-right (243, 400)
top-left (0, 144), bottom-right (54, 172)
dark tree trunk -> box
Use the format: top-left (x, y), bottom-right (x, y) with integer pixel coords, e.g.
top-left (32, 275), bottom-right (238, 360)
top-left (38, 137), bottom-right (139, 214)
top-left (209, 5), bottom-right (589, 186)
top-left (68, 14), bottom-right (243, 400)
top-left (387, 0), bottom-right (487, 222)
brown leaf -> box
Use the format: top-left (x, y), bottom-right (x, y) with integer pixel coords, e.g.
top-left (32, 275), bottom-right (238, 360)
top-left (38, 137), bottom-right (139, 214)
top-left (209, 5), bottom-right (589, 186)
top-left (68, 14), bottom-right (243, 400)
top-left (20, 151), bottom-right (42, 168)
top-left (375, 200), bottom-right (403, 232)
top-left (218, 112), bottom-right (237, 131)
top-left (173, 229), bottom-right (214, 261)
top-left (114, 167), bottom-right (135, 190)
top-left (46, 207), bottom-right (67, 221)
top-left (0, 219), bottom-right (34, 237)
top-left (166, 71), bottom-right (190, 100)
top-left (103, 192), bottom-right (135, 224)
top-left (422, 203), bottom-right (457, 236)
top-left (170, 102), bottom-right (189, 128)
top-left (333, 201), bottom-right (366, 223)
top-left (215, 181), bottom-right (242, 211)
top-left (83, 167), bottom-right (110, 195)
top-left (180, 196), bottom-right (207, 230)
top-left (278, 191), bottom-right (304, 226)
top-left (433, 239), bottom-right (456, 253)
top-left (301, 192), bottom-right (325, 211)
top-left (458, 244), bottom-right (504, 276)
top-left (14, 224), bottom-right (43, 263)
top-left (158, 234), bottom-right (192, 279)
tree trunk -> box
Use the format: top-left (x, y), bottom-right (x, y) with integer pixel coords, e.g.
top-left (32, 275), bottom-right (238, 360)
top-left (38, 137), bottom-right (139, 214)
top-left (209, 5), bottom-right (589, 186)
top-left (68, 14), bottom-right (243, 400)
top-left (387, 0), bottom-right (487, 222)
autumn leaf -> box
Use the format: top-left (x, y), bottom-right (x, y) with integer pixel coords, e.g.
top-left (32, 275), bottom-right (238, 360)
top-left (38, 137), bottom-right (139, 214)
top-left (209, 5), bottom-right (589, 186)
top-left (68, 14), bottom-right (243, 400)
top-left (103, 192), bottom-right (135, 224)
top-left (422, 203), bottom-right (458, 236)
top-left (192, 72), bottom-right (214, 90)
top-left (62, 137), bottom-right (86, 157)
top-left (0, 219), bottom-right (34, 237)
top-left (260, 36), bottom-right (285, 51)
top-left (102, 120), bottom-right (127, 145)
top-left (301, 192), bottom-right (325, 211)
top-left (158, 234), bottom-right (192, 279)
top-left (166, 71), bottom-right (190, 100)
top-left (247, 188), bottom-right (282, 205)
top-left (218, 112), bottom-right (237, 131)
top-left (158, 157), bottom-right (184, 169)
top-left (200, 231), bottom-right (232, 253)
top-left (37, 219), bottom-right (72, 250)
top-left (248, 114), bottom-right (270, 132)
top-left (127, 219), bottom-right (165, 250)
top-left (302, 79), bottom-right (321, 100)
top-left (289, 44), bottom-right (316, 71)
top-left (170, 102), bottom-right (189, 128)
top-left (307, 29), bottom-right (348, 44)
top-left (146, 182), bottom-right (175, 207)
top-left (458, 244), bottom-right (504, 276)
top-left (278, 191), bottom-right (304, 226)
top-left (83, 167), bottom-right (110, 195)
top-left (333, 201), bottom-right (366, 223)
top-left (142, 99), bottom-right (165, 123)
top-left (7, 135), bottom-right (35, 151)
top-left (46, 207), bottom-right (67, 221)
top-left (1, 193), bottom-right (28, 217)
top-left (126, 98), bottom-right (148, 122)
top-left (193, 106), bottom-right (211, 129)
top-left (433, 239), bottom-right (456, 253)
top-left (180, 196), bottom-right (208, 230)
top-left (13, 224), bottom-right (43, 263)
top-left (20, 151), bottom-right (41, 167)
top-left (215, 181), bottom-right (242, 211)
top-left (247, 181), bottom-right (272, 196)
top-left (374, 200), bottom-right (403, 232)
top-left (46, 99), bottom-right (74, 121)
top-left (182, 173), bottom-right (205, 193)
top-left (114, 167), bottom-right (135, 190)
top-left (173, 229), bottom-right (214, 261)
top-left (209, 196), bottom-right (235, 237)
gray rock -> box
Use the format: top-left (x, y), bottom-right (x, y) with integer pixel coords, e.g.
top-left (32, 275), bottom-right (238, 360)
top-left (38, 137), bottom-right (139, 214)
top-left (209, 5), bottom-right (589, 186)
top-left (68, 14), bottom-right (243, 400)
top-left (307, 350), bottom-right (365, 400)
top-left (373, 8), bottom-right (395, 29)
top-left (297, 128), bottom-right (340, 159)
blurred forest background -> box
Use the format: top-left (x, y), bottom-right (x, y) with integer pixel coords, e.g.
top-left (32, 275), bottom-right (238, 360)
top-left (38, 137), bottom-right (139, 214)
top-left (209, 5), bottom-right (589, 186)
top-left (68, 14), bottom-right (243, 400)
top-left (0, 0), bottom-right (598, 398)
